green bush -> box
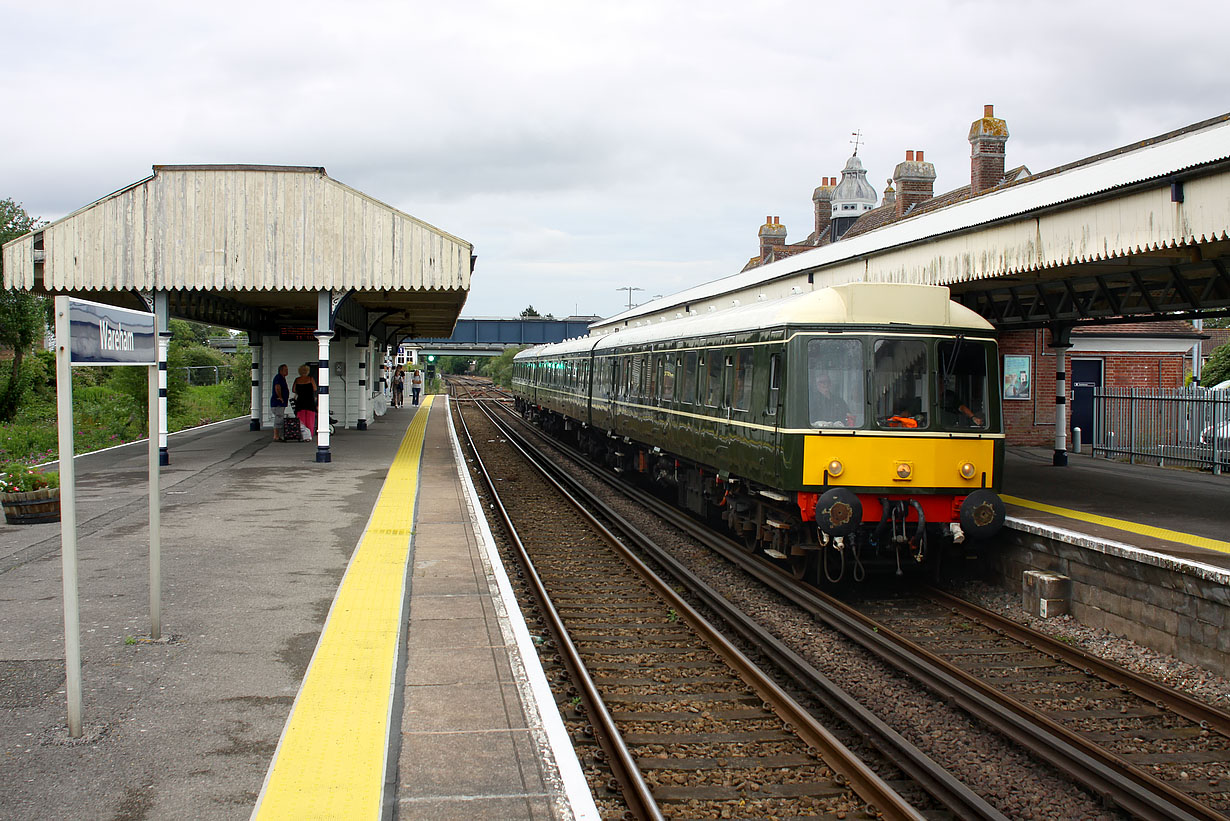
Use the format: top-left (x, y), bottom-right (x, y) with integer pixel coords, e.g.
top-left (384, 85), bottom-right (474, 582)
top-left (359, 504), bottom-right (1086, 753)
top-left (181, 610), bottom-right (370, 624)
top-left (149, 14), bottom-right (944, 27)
top-left (1203, 343), bottom-right (1230, 387)
top-left (0, 462), bottom-right (59, 493)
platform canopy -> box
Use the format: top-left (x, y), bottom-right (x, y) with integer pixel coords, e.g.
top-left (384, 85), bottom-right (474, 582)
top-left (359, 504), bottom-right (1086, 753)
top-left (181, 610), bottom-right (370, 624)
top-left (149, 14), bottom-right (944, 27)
top-left (2, 165), bottom-right (473, 340)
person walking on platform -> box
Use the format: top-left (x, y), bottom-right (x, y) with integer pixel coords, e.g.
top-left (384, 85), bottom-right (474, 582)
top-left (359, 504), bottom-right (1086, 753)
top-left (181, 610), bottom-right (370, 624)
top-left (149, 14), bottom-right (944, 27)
top-left (271, 364), bottom-right (289, 441)
top-left (411, 368), bottom-right (423, 405)
top-left (293, 365), bottom-right (318, 441)
top-left (393, 365), bottom-right (405, 408)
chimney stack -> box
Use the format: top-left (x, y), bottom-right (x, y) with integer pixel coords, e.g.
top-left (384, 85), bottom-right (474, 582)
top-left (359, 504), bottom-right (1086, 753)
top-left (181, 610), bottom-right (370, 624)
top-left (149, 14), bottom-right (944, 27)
top-left (892, 149), bottom-right (936, 218)
top-left (758, 215), bottom-right (787, 261)
top-left (812, 176), bottom-right (835, 243)
top-left (969, 103), bottom-right (1009, 194)
top-left (882, 178), bottom-right (896, 207)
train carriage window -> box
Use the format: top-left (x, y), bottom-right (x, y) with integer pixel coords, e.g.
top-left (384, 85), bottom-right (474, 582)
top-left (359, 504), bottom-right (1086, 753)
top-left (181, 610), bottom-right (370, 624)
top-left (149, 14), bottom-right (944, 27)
top-left (682, 351), bottom-right (698, 404)
top-left (937, 340), bottom-right (990, 430)
top-left (767, 353), bottom-right (781, 415)
top-left (731, 348), bottom-right (753, 411)
top-left (872, 338), bottom-right (929, 429)
top-left (662, 357), bottom-right (676, 401)
top-left (648, 355), bottom-right (659, 399)
top-left (704, 352), bottom-right (723, 408)
top-left (807, 338), bottom-right (865, 428)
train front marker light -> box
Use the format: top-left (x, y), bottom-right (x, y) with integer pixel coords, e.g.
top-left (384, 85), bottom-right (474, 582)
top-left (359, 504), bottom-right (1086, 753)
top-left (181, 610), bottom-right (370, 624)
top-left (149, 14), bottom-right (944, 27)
top-left (827, 459), bottom-right (844, 477)
top-left (894, 462), bottom-right (913, 480)
top-left (959, 461), bottom-right (977, 480)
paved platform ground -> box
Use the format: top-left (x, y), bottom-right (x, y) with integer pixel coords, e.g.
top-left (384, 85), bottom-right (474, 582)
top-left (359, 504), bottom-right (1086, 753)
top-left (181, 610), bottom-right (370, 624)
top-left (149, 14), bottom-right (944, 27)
top-left (0, 399), bottom-right (595, 820)
top-left (1002, 446), bottom-right (1230, 572)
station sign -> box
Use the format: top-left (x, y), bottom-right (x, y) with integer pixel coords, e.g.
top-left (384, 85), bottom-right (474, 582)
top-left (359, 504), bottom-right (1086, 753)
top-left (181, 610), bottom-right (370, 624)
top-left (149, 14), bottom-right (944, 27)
top-left (67, 298), bottom-right (156, 366)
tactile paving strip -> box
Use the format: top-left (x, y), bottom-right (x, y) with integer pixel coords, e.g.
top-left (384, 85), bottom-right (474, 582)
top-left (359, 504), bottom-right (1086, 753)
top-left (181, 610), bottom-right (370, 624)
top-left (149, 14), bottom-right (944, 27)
top-left (253, 397), bottom-right (434, 820)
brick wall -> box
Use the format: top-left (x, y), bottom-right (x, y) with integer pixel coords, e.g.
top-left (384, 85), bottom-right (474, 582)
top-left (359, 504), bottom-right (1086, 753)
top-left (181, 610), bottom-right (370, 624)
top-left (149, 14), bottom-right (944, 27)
top-left (999, 329), bottom-right (1190, 446)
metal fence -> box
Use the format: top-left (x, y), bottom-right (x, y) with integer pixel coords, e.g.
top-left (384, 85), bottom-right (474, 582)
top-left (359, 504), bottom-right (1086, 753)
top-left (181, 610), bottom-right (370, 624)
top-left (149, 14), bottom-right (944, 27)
top-left (1088, 387), bottom-right (1229, 474)
top-left (175, 365), bottom-right (239, 386)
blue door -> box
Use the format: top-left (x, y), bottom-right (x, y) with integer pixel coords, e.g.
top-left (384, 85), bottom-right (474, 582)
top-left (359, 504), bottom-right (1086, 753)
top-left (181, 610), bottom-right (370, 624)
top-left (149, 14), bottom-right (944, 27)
top-left (1070, 359), bottom-right (1102, 452)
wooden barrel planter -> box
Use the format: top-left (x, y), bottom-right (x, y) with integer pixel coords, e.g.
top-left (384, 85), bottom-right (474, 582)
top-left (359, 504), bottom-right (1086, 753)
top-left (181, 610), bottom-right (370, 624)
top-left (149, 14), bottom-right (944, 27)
top-left (1, 488), bottom-right (61, 525)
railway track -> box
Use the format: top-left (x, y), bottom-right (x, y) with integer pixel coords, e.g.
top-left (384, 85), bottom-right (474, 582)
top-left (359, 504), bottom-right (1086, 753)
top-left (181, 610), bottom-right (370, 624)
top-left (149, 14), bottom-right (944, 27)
top-left (854, 589), bottom-right (1230, 815)
top-left (478, 394), bottom-right (1230, 820)
top-left (453, 395), bottom-right (930, 820)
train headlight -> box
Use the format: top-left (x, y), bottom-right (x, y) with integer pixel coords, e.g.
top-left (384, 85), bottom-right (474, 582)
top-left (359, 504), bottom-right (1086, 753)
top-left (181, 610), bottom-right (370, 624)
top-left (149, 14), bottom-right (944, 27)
top-left (959, 461), bottom-right (977, 480)
top-left (827, 459), bottom-right (844, 477)
top-left (894, 462), bottom-right (913, 480)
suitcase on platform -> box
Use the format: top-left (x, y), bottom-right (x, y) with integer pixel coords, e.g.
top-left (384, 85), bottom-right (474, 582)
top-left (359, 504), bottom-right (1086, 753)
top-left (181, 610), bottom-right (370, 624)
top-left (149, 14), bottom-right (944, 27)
top-left (283, 414), bottom-right (302, 442)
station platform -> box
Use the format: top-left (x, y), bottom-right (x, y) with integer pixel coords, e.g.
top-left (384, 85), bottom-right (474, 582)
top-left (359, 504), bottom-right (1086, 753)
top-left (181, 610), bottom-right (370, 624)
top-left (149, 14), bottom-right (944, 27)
top-left (0, 399), bottom-right (597, 820)
top-left (1002, 446), bottom-right (1230, 573)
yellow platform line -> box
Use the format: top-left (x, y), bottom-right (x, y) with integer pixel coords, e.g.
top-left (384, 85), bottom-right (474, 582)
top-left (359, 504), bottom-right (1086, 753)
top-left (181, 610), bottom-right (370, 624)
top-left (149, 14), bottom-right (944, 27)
top-left (252, 397), bottom-right (434, 821)
top-left (1002, 493), bottom-right (1230, 556)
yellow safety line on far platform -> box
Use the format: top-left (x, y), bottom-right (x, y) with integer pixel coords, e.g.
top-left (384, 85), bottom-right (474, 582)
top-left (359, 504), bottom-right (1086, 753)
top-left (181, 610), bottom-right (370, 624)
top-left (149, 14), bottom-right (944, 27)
top-left (1002, 494), bottom-right (1230, 555)
top-left (252, 397), bottom-right (434, 821)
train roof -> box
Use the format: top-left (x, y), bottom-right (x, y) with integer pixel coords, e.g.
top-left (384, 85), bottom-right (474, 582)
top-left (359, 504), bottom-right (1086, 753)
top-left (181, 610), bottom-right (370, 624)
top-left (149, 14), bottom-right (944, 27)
top-left (515, 283), bottom-right (993, 360)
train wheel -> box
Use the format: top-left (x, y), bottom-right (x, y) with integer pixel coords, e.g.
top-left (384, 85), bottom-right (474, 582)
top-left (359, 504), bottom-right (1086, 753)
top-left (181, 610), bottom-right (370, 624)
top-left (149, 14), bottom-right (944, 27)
top-left (740, 525), bottom-right (759, 553)
top-left (790, 550), bottom-right (815, 581)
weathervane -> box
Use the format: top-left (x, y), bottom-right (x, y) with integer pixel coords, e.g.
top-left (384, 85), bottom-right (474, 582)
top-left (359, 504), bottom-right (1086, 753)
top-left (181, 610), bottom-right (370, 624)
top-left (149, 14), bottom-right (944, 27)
top-left (850, 129), bottom-right (864, 155)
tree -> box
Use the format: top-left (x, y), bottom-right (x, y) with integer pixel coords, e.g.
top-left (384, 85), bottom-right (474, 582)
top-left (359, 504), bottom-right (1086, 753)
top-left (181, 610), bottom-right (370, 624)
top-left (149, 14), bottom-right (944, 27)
top-left (1202, 342), bottom-right (1230, 387)
top-left (481, 346), bottom-right (525, 387)
top-left (520, 306), bottom-right (541, 318)
top-left (0, 198), bottom-right (47, 422)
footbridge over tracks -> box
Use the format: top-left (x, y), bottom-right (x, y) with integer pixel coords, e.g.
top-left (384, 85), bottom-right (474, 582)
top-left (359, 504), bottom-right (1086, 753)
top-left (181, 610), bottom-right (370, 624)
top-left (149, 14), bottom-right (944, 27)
top-left (404, 317), bottom-right (597, 357)
top-left (1, 164), bottom-right (475, 463)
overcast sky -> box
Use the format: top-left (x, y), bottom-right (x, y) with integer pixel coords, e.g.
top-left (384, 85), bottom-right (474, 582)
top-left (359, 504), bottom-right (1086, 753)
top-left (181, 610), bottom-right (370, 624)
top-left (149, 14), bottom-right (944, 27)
top-left (2, 1), bottom-right (1224, 319)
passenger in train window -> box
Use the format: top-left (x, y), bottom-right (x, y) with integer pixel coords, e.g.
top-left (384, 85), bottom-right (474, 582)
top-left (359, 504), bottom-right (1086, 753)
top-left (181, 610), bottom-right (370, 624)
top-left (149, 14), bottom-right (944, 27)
top-left (271, 364), bottom-right (290, 441)
top-left (810, 372), bottom-right (851, 427)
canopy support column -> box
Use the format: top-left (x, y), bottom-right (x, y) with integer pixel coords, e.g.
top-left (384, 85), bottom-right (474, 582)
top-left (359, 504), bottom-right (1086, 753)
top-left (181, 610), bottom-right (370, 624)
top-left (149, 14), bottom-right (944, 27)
top-left (155, 291), bottom-right (170, 466)
top-left (315, 291), bottom-right (334, 463)
top-left (356, 340), bottom-right (369, 431)
top-left (249, 340), bottom-right (262, 431)
top-left (1050, 323), bottom-right (1074, 467)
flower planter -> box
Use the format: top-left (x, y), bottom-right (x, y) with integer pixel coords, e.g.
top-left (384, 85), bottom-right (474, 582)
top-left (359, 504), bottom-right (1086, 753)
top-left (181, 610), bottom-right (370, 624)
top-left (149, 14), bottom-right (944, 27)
top-left (2, 487), bottom-right (61, 525)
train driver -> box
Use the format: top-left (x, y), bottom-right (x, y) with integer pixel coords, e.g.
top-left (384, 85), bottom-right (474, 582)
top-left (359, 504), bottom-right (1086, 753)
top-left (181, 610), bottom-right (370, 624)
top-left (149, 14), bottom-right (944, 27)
top-left (810, 371), bottom-right (854, 428)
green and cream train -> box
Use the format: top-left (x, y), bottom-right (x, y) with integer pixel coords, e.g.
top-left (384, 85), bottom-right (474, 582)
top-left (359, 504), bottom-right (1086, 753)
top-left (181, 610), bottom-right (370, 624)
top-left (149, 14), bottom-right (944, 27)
top-left (511, 282), bottom-right (1006, 583)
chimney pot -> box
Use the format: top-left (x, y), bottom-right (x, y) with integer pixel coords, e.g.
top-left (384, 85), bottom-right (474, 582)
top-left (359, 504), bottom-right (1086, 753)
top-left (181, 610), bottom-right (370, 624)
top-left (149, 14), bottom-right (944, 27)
top-left (984, 104), bottom-right (994, 118)
top-left (905, 150), bottom-right (914, 161)
top-left (765, 215), bottom-right (772, 224)
top-left (916, 150), bottom-right (924, 161)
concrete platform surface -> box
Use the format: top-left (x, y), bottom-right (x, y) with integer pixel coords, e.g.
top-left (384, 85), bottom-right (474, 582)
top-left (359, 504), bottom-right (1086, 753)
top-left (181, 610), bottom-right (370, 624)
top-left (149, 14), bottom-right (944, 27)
top-left (1003, 446), bottom-right (1230, 571)
top-left (0, 401), bottom-right (595, 820)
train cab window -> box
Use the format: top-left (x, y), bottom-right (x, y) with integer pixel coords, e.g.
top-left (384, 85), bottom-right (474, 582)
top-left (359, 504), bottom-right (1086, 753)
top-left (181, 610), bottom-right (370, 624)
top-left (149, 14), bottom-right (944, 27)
top-left (872, 338), bottom-right (929, 429)
top-left (683, 352), bottom-right (699, 404)
top-left (704, 353), bottom-right (724, 408)
top-left (730, 348), bottom-right (753, 411)
top-left (767, 353), bottom-right (781, 415)
top-left (662, 357), bottom-right (676, 401)
top-left (808, 339), bottom-right (864, 428)
top-left (938, 340), bottom-right (990, 430)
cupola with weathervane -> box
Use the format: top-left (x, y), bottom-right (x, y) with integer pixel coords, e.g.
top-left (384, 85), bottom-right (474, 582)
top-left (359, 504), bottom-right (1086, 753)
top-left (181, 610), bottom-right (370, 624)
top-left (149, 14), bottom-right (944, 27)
top-left (829, 140), bottom-right (878, 241)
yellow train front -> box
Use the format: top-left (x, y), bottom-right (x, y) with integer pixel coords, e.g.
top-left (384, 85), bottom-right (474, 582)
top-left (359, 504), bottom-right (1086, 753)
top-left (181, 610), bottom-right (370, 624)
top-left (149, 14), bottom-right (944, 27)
top-left (513, 282), bottom-right (1006, 585)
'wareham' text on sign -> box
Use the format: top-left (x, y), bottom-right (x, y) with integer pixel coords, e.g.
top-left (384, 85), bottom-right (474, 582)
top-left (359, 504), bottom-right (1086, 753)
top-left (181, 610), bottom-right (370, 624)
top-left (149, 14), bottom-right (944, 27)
top-left (67, 298), bottom-right (156, 366)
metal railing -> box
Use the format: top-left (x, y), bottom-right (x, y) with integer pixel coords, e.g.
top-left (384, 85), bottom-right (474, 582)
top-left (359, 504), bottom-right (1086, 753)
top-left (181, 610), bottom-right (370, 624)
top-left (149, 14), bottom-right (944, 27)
top-left (1090, 387), bottom-right (1229, 475)
top-left (174, 365), bottom-right (239, 386)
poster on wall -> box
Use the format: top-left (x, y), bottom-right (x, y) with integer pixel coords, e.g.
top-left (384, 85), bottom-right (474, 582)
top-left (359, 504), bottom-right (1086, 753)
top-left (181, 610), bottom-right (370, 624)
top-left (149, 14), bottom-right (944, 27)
top-left (1003, 355), bottom-right (1031, 399)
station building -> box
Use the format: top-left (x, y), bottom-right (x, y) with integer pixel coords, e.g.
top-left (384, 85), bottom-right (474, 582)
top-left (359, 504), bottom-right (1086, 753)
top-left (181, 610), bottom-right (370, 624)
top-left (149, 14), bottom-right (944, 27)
top-left (736, 106), bottom-right (1220, 446)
